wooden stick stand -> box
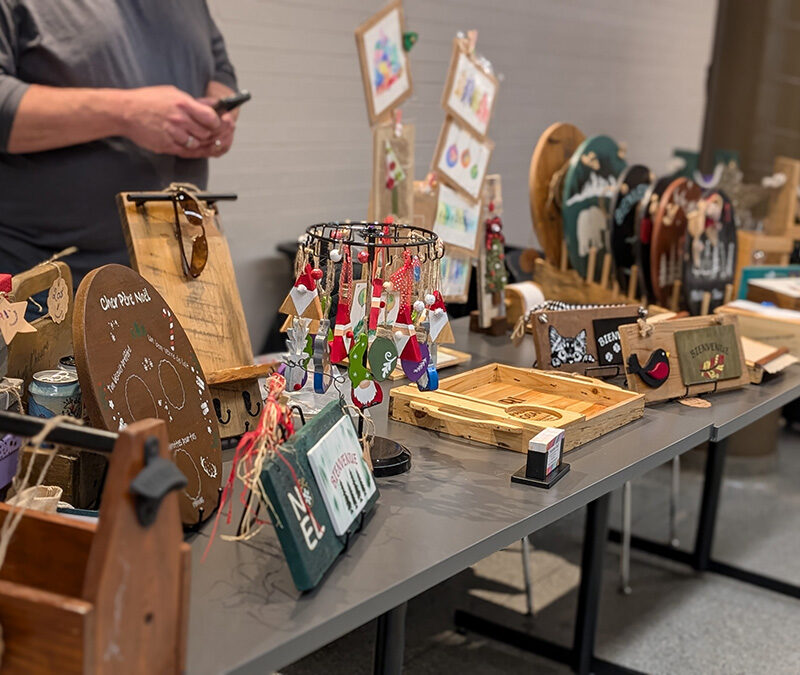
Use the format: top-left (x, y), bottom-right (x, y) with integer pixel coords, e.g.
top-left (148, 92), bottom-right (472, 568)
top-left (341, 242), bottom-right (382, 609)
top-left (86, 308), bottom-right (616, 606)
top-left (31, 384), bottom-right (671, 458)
top-left (117, 193), bottom-right (273, 443)
top-left (0, 419), bottom-right (189, 673)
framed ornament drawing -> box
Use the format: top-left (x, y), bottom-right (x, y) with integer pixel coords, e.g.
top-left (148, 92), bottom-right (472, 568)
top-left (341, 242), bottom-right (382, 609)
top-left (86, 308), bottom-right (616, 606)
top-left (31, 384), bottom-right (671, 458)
top-left (440, 249), bottom-right (472, 303)
top-left (369, 121), bottom-right (415, 222)
top-left (433, 183), bottom-right (482, 255)
top-left (441, 37), bottom-right (499, 138)
top-left (355, 0), bottom-right (413, 125)
top-left (433, 116), bottom-right (494, 200)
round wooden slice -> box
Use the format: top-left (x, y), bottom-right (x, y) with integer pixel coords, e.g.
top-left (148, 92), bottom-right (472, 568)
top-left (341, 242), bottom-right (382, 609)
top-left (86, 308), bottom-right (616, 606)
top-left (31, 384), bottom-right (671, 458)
top-left (609, 164), bottom-right (652, 289)
top-left (529, 122), bottom-right (586, 265)
top-left (683, 189), bottom-right (737, 315)
top-left (651, 177), bottom-right (702, 306)
top-left (73, 264), bottom-right (222, 525)
top-left (634, 175), bottom-right (673, 302)
top-left (562, 135), bottom-right (627, 279)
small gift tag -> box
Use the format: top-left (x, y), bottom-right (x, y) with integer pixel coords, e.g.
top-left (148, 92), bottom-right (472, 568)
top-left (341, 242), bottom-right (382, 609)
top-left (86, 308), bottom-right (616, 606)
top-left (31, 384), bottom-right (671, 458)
top-left (47, 276), bottom-right (70, 324)
top-left (0, 296), bottom-right (37, 345)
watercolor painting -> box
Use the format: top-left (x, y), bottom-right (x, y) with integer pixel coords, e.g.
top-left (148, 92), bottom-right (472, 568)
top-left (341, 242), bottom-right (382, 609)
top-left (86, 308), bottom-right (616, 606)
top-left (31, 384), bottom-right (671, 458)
top-left (435, 118), bottom-right (494, 200)
top-left (443, 44), bottom-right (498, 138)
top-left (433, 183), bottom-right (482, 254)
top-left (355, 1), bottom-right (412, 124)
top-left (440, 250), bottom-right (472, 303)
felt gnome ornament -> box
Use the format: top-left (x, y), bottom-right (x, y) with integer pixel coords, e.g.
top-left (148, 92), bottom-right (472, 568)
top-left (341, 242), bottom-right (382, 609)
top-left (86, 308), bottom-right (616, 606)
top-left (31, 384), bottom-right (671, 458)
top-left (427, 291), bottom-right (454, 344)
top-left (348, 332), bottom-right (383, 409)
top-left (279, 264), bottom-right (324, 320)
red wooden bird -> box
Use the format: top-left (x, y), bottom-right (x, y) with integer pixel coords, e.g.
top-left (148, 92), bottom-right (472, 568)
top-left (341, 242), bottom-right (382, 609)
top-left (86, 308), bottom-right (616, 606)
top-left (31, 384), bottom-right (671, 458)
top-left (627, 348), bottom-right (670, 388)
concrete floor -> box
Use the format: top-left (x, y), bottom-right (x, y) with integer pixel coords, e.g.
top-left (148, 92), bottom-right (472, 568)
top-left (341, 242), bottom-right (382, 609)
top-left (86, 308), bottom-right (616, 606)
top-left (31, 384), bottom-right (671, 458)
top-left (281, 423), bottom-right (800, 675)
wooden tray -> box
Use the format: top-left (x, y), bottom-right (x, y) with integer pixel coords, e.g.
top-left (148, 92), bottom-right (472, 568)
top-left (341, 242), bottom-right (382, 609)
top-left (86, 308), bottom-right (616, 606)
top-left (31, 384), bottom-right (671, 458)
top-left (389, 363), bottom-right (644, 453)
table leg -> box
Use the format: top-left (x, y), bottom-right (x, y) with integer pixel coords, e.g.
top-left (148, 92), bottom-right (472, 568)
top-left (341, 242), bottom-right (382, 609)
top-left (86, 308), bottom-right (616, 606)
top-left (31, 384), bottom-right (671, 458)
top-left (573, 493), bottom-right (611, 675)
top-left (373, 602), bottom-right (407, 675)
top-left (692, 438), bottom-right (726, 571)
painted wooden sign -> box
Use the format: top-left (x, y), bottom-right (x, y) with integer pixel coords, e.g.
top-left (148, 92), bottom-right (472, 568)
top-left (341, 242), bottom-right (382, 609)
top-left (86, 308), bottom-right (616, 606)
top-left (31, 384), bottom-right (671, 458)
top-left (530, 304), bottom-right (642, 377)
top-left (562, 135), bottom-right (627, 279)
top-left (609, 164), bottom-right (652, 289)
top-left (73, 264), bottom-right (221, 525)
top-left (635, 176), bottom-right (673, 302)
top-left (618, 314), bottom-right (749, 404)
top-left (529, 122), bottom-right (586, 266)
top-left (369, 121), bottom-right (415, 223)
top-left (651, 177), bottom-right (702, 306)
top-left (683, 189), bottom-right (737, 315)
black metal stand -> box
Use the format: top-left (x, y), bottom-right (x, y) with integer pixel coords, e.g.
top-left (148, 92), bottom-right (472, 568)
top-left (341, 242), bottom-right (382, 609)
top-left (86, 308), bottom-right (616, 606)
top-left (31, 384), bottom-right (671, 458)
top-left (373, 601), bottom-right (407, 675)
top-left (455, 494), bottom-right (641, 674)
top-left (608, 438), bottom-right (800, 600)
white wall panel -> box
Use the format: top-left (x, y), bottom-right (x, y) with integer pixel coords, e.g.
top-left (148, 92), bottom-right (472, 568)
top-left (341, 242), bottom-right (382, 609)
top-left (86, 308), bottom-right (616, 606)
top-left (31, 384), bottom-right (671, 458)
top-left (207, 0), bottom-right (717, 350)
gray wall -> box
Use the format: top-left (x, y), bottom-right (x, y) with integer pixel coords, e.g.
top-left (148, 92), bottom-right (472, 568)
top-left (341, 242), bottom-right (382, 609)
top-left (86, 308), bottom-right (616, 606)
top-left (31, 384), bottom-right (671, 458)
top-left (207, 0), bottom-right (717, 352)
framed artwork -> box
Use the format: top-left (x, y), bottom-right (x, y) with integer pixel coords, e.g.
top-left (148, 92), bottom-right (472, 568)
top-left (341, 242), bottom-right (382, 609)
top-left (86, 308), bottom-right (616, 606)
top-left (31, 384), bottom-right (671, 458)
top-left (433, 117), bottom-right (494, 200)
top-left (440, 249), bottom-right (472, 303)
top-left (369, 122), bottom-right (415, 222)
top-left (441, 38), bottom-right (499, 138)
top-left (355, 1), bottom-right (413, 125)
top-left (433, 183), bottom-right (482, 255)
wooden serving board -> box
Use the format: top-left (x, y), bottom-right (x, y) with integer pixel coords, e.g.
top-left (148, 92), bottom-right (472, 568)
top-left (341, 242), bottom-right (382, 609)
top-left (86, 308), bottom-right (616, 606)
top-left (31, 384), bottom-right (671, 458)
top-left (389, 363), bottom-right (644, 453)
top-left (618, 314), bottom-right (749, 404)
top-left (529, 122), bottom-right (585, 266)
top-left (117, 192), bottom-right (261, 440)
top-left (73, 264), bottom-right (222, 525)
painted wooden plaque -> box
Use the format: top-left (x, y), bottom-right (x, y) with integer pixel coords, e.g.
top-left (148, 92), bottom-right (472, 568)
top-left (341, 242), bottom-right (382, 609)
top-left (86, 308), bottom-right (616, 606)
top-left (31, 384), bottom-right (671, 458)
top-left (683, 189), bottom-right (737, 315)
top-left (673, 324), bottom-right (743, 386)
top-left (609, 165), bottom-right (652, 289)
top-left (369, 121), bottom-right (415, 223)
top-left (635, 176), bottom-right (673, 302)
top-left (531, 304), bottom-right (641, 377)
top-left (618, 314), bottom-right (749, 404)
top-left (562, 135), bottom-right (627, 279)
top-left (528, 122), bottom-right (586, 265)
top-left (73, 264), bottom-right (221, 525)
top-left (651, 177), bottom-right (701, 306)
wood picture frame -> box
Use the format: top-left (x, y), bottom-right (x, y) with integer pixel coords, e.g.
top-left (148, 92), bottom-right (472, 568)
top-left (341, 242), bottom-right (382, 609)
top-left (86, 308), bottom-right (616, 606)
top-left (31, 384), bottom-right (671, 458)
top-left (618, 314), bottom-right (749, 404)
top-left (354, 0), bottom-right (413, 125)
top-left (369, 121), bottom-right (415, 222)
top-left (439, 249), bottom-right (473, 303)
top-left (440, 37), bottom-right (499, 139)
top-left (432, 116), bottom-right (494, 201)
top-left (433, 182), bottom-right (482, 256)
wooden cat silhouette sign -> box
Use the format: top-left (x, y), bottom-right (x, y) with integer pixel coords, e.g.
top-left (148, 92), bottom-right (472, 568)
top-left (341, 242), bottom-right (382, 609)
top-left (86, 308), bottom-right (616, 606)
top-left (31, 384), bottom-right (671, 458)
top-left (73, 264), bottom-right (222, 525)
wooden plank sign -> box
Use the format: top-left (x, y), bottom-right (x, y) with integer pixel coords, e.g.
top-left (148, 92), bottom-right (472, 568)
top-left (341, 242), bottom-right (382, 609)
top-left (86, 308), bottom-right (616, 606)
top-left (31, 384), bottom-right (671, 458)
top-left (618, 314), bottom-right (749, 404)
top-left (73, 264), bottom-right (222, 525)
top-left (609, 164), bottom-right (652, 290)
top-left (369, 121), bottom-right (415, 223)
top-left (389, 363), bottom-right (644, 453)
top-left (530, 304), bottom-right (642, 377)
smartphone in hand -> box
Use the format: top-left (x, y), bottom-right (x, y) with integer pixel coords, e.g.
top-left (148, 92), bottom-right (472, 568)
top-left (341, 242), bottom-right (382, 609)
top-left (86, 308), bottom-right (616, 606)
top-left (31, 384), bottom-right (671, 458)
top-left (213, 90), bottom-right (251, 115)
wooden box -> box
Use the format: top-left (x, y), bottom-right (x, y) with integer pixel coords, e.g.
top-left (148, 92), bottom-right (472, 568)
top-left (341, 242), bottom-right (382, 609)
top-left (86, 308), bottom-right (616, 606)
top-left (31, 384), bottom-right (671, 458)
top-left (388, 363), bottom-right (644, 453)
top-left (19, 448), bottom-right (107, 509)
top-left (746, 277), bottom-right (800, 311)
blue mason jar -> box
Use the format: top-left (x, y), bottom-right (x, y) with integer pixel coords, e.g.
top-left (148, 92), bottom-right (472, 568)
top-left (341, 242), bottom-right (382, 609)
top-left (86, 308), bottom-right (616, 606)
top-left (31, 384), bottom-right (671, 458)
top-left (28, 369), bottom-right (82, 419)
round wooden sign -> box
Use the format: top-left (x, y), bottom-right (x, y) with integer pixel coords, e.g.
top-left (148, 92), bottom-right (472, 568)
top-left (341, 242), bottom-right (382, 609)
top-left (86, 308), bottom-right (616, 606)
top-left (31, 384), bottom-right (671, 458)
top-left (562, 135), bottom-right (627, 279)
top-left (683, 189), bottom-right (737, 315)
top-left (73, 264), bottom-right (222, 525)
top-left (529, 122), bottom-right (586, 265)
top-left (651, 177), bottom-right (702, 306)
top-left (634, 175), bottom-right (673, 302)
top-left (609, 164), bottom-right (652, 289)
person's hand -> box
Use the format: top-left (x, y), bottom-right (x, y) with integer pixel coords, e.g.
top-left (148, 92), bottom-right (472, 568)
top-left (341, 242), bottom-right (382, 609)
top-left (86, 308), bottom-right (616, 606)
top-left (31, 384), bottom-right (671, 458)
top-left (120, 85), bottom-right (221, 157)
top-left (196, 96), bottom-right (237, 157)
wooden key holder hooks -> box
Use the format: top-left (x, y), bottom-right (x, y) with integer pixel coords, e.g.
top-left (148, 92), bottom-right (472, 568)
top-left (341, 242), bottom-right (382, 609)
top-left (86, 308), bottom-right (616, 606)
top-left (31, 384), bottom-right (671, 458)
top-left (0, 412), bottom-right (189, 674)
top-left (117, 191), bottom-right (275, 444)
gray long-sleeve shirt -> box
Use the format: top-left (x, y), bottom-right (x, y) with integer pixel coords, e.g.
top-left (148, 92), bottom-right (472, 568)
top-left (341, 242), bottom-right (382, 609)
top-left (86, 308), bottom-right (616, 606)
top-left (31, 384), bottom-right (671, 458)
top-left (0, 0), bottom-right (237, 283)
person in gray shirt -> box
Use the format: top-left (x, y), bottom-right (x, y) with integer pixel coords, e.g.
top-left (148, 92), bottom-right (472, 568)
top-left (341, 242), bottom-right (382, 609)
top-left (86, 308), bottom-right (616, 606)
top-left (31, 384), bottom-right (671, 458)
top-left (0, 0), bottom-right (239, 284)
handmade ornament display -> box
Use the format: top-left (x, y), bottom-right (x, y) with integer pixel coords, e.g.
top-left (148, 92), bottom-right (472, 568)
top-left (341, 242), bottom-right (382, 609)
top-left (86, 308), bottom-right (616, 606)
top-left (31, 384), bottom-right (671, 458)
top-left (651, 177), bottom-right (702, 307)
top-left (73, 264), bottom-right (222, 525)
top-left (683, 190), bottom-right (737, 315)
top-left (528, 302), bottom-right (642, 377)
top-left (618, 314), bottom-right (749, 404)
top-left (529, 122), bottom-right (586, 267)
top-left (609, 165), bottom-right (652, 290)
top-left (562, 135), bottom-right (627, 279)
top-left (118, 190), bottom-right (273, 442)
top-left (389, 363), bottom-right (644, 453)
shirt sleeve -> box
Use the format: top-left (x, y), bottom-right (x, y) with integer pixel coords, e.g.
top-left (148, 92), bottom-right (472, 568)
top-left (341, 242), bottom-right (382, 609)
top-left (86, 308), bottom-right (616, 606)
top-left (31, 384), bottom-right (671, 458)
top-left (0, 3), bottom-right (30, 152)
top-left (204, 4), bottom-right (237, 91)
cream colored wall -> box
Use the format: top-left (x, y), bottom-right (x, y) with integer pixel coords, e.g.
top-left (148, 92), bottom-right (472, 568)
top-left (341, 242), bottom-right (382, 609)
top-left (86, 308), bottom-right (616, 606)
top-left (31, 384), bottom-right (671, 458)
top-left (207, 0), bottom-right (717, 351)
